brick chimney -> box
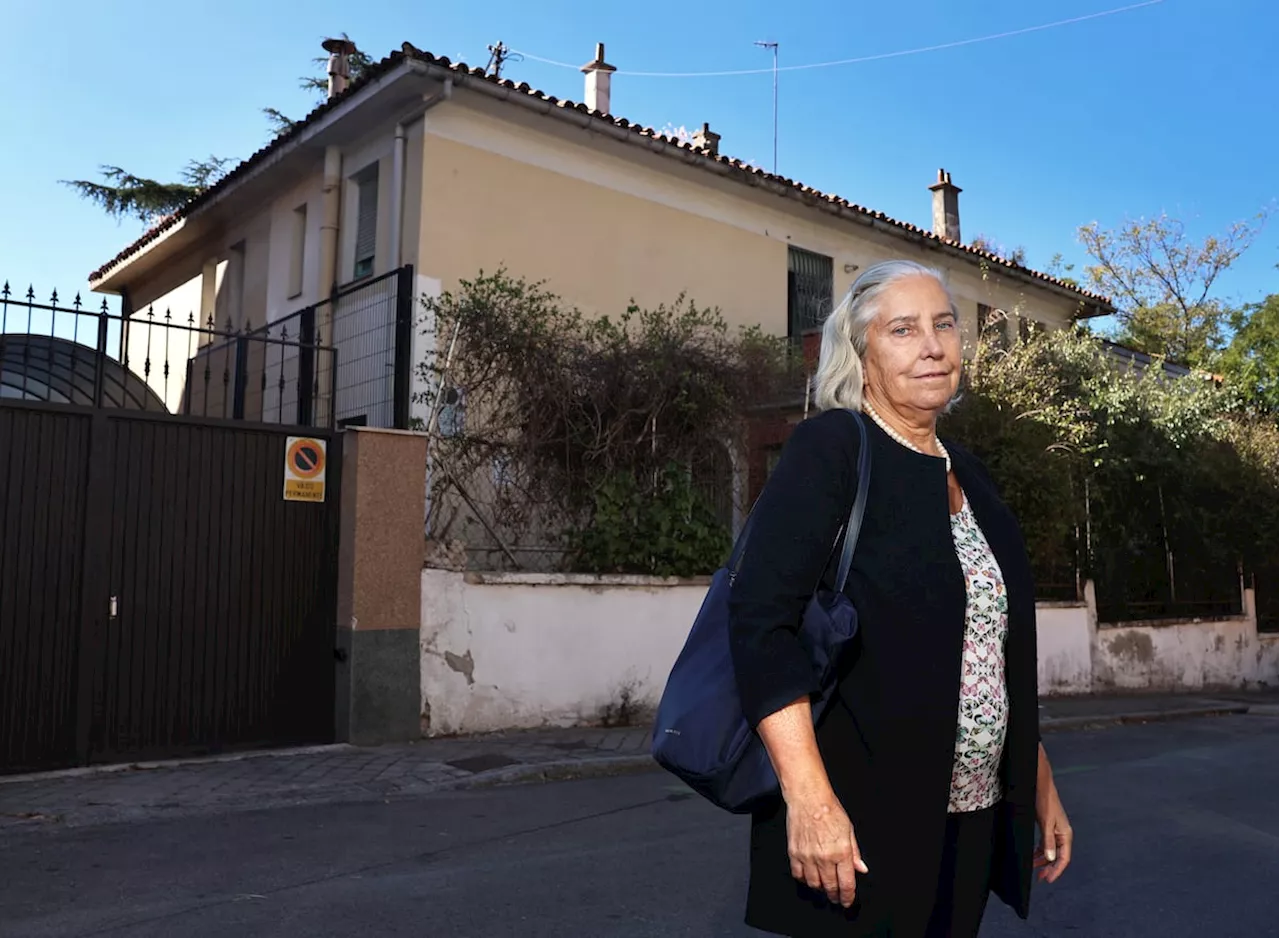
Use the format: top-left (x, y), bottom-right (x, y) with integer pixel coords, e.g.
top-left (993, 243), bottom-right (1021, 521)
top-left (323, 37), bottom-right (358, 99)
top-left (692, 122), bottom-right (721, 156)
top-left (580, 43), bottom-right (616, 114)
top-left (928, 168), bottom-right (962, 243)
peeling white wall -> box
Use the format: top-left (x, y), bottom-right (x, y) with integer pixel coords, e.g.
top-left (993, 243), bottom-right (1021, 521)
top-left (419, 573), bottom-right (1278, 736)
top-left (421, 570), bottom-right (707, 736)
top-left (1093, 616), bottom-right (1274, 691)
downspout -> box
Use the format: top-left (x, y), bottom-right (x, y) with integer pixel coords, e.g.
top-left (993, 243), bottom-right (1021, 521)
top-left (387, 74), bottom-right (454, 533)
top-left (389, 76), bottom-right (452, 269)
top-left (318, 145), bottom-right (343, 337)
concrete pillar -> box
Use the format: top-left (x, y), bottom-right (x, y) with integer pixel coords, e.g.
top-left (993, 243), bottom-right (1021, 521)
top-left (334, 427), bottom-right (428, 744)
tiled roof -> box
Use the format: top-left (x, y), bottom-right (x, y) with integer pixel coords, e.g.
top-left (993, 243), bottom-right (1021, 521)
top-left (90, 43), bottom-right (1112, 310)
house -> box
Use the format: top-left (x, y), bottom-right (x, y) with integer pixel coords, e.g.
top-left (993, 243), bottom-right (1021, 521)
top-left (88, 39), bottom-right (1113, 511)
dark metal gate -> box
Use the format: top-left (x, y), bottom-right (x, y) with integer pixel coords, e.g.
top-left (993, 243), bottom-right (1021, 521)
top-left (0, 403), bottom-right (342, 773)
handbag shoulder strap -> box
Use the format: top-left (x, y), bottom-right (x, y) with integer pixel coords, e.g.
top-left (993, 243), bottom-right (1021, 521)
top-left (730, 409), bottom-right (872, 583)
top-left (834, 409), bottom-right (870, 593)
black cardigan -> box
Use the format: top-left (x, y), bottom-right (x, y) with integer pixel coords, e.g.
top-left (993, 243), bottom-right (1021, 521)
top-left (728, 408), bottom-right (1040, 938)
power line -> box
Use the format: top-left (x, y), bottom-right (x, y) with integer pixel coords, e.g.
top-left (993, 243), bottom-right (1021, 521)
top-left (513, 0), bottom-right (1165, 79)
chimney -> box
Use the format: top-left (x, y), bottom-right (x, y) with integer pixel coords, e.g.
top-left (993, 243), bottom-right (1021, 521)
top-left (323, 37), bottom-right (358, 99)
top-left (928, 168), bottom-right (962, 242)
top-left (692, 122), bottom-right (721, 156)
top-left (580, 42), bottom-right (616, 114)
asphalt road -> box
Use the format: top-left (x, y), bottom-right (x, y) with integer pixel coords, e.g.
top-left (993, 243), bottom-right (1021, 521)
top-left (0, 714), bottom-right (1274, 938)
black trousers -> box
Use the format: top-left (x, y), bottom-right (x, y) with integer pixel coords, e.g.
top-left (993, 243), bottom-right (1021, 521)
top-left (923, 805), bottom-right (997, 938)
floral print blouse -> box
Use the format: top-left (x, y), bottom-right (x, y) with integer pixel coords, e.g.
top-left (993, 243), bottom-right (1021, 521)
top-left (947, 497), bottom-right (1010, 814)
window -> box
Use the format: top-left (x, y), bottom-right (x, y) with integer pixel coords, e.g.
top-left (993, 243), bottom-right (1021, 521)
top-left (288, 205), bottom-right (307, 299)
top-left (1018, 316), bottom-right (1042, 342)
top-left (978, 302), bottom-right (1009, 350)
top-left (352, 165), bottom-right (379, 280)
top-left (787, 247), bottom-right (833, 337)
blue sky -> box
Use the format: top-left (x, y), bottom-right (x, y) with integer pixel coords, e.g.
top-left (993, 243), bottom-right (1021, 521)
top-left (3, 0), bottom-right (1276, 316)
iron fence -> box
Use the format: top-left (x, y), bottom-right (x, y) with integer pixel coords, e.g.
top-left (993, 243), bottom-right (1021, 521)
top-left (2, 266), bottom-right (416, 429)
top-left (262, 266), bottom-right (416, 430)
top-left (1, 283), bottom-right (337, 428)
top-left (1253, 566), bottom-right (1277, 633)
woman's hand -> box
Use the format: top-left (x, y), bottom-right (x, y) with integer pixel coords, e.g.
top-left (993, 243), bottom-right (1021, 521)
top-left (1034, 743), bottom-right (1073, 884)
top-left (785, 788), bottom-right (869, 907)
top-left (755, 697), bottom-right (869, 907)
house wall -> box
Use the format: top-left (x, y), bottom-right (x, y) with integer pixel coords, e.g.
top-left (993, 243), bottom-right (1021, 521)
top-left (421, 573), bottom-right (1271, 737)
top-left (416, 99), bottom-right (1084, 342)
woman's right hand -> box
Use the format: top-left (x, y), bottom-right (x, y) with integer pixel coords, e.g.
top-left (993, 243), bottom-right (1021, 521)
top-left (785, 788), bottom-right (869, 908)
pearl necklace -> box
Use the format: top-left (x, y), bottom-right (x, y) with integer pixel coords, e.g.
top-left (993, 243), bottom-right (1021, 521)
top-left (862, 402), bottom-right (952, 473)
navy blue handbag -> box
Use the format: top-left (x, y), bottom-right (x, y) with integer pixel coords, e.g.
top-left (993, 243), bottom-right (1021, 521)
top-left (651, 410), bottom-right (871, 814)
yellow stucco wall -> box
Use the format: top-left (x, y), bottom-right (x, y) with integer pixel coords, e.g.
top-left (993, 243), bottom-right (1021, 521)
top-left (419, 135), bottom-right (786, 331)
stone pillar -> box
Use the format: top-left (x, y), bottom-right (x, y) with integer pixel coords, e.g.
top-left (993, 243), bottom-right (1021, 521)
top-left (334, 427), bottom-right (428, 745)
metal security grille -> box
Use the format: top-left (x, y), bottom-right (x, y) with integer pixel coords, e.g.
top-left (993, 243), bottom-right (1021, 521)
top-left (787, 247), bottom-right (833, 336)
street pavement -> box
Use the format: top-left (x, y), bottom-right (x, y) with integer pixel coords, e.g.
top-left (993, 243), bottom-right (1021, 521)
top-left (0, 710), bottom-right (1274, 937)
top-left (0, 691), bottom-right (1267, 831)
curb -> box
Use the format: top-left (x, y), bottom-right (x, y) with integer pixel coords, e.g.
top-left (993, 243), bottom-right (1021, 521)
top-left (0, 744), bottom-right (354, 787)
top-left (1041, 704), bottom-right (1250, 732)
top-left (445, 754), bottom-right (659, 791)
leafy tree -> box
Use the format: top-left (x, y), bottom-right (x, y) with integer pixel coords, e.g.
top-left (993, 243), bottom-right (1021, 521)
top-left (64, 37), bottom-right (369, 223)
top-left (1044, 252), bottom-right (1080, 288)
top-left (943, 324), bottom-right (1277, 617)
top-left (1217, 293), bottom-right (1278, 413)
top-left (61, 157), bottom-right (233, 225)
top-left (1078, 213), bottom-right (1266, 366)
top-left (264, 34), bottom-right (374, 137)
top-left (416, 269), bottom-right (800, 575)
top-left (968, 234), bottom-right (1027, 266)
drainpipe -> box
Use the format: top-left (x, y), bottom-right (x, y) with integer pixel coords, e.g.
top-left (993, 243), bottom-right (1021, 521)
top-left (317, 145), bottom-right (343, 337)
top-left (388, 77), bottom-right (452, 270)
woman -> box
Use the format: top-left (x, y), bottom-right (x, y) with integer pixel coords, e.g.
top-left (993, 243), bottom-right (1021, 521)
top-left (728, 260), bottom-right (1073, 938)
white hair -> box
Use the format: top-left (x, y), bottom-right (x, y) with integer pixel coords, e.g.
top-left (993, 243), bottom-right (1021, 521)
top-left (811, 259), bottom-right (959, 413)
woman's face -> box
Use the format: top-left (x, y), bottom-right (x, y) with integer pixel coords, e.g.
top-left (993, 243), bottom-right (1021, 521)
top-left (861, 275), bottom-right (962, 419)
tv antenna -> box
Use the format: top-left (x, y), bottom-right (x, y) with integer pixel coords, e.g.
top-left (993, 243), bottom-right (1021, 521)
top-left (753, 41), bottom-right (779, 173)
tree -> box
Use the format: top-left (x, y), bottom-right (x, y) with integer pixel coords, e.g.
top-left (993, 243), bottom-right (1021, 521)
top-left (64, 37), bottom-right (369, 223)
top-left (1078, 213), bottom-right (1266, 366)
top-left (61, 157), bottom-right (233, 224)
top-left (416, 269), bottom-right (801, 575)
top-left (264, 35), bottom-right (374, 137)
top-left (1044, 252), bottom-right (1080, 288)
top-left (1217, 293), bottom-right (1278, 413)
top-left (968, 234), bottom-right (1027, 266)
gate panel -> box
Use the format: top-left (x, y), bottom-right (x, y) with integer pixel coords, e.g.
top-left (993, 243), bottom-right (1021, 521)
top-left (0, 408), bottom-right (90, 771)
top-left (87, 416), bottom-right (340, 761)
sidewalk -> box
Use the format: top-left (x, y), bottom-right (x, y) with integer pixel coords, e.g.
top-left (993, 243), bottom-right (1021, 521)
top-left (0, 691), bottom-right (1272, 831)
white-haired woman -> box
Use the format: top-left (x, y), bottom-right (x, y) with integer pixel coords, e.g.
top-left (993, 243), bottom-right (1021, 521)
top-left (728, 260), bottom-right (1072, 938)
